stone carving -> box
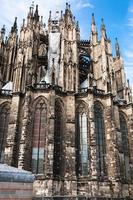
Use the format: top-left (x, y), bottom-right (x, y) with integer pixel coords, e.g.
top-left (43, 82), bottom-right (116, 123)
top-left (17, 48), bottom-right (23, 63)
top-left (38, 43), bottom-right (47, 57)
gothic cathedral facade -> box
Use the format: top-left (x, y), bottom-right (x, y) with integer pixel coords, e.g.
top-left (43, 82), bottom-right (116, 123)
top-left (0, 3), bottom-right (133, 199)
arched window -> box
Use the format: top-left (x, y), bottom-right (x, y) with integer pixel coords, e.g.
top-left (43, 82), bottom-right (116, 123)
top-left (0, 103), bottom-right (10, 162)
top-left (119, 113), bottom-right (130, 179)
top-left (76, 103), bottom-right (88, 176)
top-left (94, 102), bottom-right (106, 177)
top-left (32, 98), bottom-right (47, 174)
top-left (53, 99), bottom-right (65, 178)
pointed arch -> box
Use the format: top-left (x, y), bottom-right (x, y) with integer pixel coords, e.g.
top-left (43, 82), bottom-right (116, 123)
top-left (53, 98), bottom-right (65, 179)
top-left (76, 101), bottom-right (89, 176)
top-left (31, 96), bottom-right (48, 174)
top-left (0, 102), bottom-right (10, 162)
top-left (94, 101), bottom-right (106, 177)
top-left (119, 112), bottom-right (130, 179)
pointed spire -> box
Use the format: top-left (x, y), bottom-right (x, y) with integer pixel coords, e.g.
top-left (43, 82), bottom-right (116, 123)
top-left (92, 13), bottom-right (95, 25)
top-left (61, 10), bottom-right (63, 19)
top-left (11, 17), bottom-right (17, 33)
top-left (1, 25), bottom-right (5, 35)
top-left (0, 25), bottom-right (5, 41)
top-left (34, 4), bottom-right (39, 21)
top-left (65, 2), bottom-right (71, 15)
top-left (91, 13), bottom-right (97, 33)
top-left (14, 17), bottom-right (17, 28)
top-left (31, 1), bottom-right (34, 9)
top-left (66, 2), bottom-right (69, 10)
top-left (101, 18), bottom-right (105, 30)
top-left (27, 5), bottom-right (34, 26)
top-left (23, 19), bottom-right (25, 27)
top-left (49, 10), bottom-right (51, 21)
top-left (115, 37), bottom-right (120, 58)
top-left (27, 3), bottom-right (34, 19)
top-left (76, 21), bottom-right (80, 32)
top-left (101, 18), bottom-right (107, 38)
top-left (31, 1), bottom-right (34, 14)
top-left (41, 16), bottom-right (43, 24)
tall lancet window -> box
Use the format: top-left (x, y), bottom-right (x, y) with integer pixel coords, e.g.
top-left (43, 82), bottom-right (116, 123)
top-left (32, 98), bottom-right (47, 174)
top-left (76, 103), bottom-right (88, 176)
top-left (94, 102), bottom-right (106, 177)
top-left (0, 103), bottom-right (10, 162)
top-left (53, 99), bottom-right (65, 179)
top-left (119, 113), bottom-right (130, 180)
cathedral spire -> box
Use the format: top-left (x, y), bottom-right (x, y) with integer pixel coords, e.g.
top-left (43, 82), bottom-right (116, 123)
top-left (23, 19), bottom-right (25, 27)
top-left (27, 5), bottom-right (33, 19)
top-left (66, 2), bottom-right (69, 10)
top-left (92, 13), bottom-right (95, 25)
top-left (11, 17), bottom-right (17, 33)
top-left (48, 10), bottom-right (51, 22)
top-left (91, 13), bottom-right (98, 44)
top-left (61, 10), bottom-right (63, 20)
top-left (76, 21), bottom-right (80, 32)
top-left (34, 5), bottom-right (39, 21)
top-left (0, 25), bottom-right (5, 42)
top-left (27, 6), bottom-right (34, 26)
top-left (101, 18), bottom-right (107, 38)
top-left (91, 13), bottom-right (97, 33)
top-left (115, 37), bottom-right (120, 58)
top-left (65, 2), bottom-right (71, 15)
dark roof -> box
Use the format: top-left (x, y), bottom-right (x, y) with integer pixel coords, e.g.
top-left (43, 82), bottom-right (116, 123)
top-left (0, 164), bottom-right (35, 183)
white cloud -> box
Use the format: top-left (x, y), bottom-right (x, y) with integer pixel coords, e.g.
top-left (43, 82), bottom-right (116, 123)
top-left (122, 3), bottom-right (133, 87)
top-left (76, 1), bottom-right (94, 9)
top-left (127, 17), bottom-right (133, 27)
top-left (124, 50), bottom-right (133, 58)
top-left (0, 0), bottom-right (93, 34)
top-left (128, 6), bottom-right (133, 13)
top-left (124, 61), bottom-right (133, 66)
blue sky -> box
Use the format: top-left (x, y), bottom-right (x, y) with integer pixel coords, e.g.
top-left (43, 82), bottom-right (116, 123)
top-left (0, 0), bottom-right (133, 87)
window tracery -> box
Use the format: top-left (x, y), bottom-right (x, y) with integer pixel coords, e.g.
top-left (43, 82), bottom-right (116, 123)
top-left (94, 102), bottom-right (106, 177)
top-left (119, 112), bottom-right (130, 180)
top-left (0, 103), bottom-right (10, 162)
top-left (32, 98), bottom-right (47, 174)
top-left (53, 99), bottom-right (65, 178)
top-left (76, 103), bottom-right (89, 176)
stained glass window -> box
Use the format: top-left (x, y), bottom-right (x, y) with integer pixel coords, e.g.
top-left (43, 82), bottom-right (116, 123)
top-left (76, 103), bottom-right (88, 176)
top-left (119, 113), bottom-right (130, 180)
top-left (32, 98), bottom-right (47, 174)
top-left (94, 102), bottom-right (106, 177)
top-left (0, 103), bottom-right (10, 162)
top-left (53, 99), bottom-right (65, 178)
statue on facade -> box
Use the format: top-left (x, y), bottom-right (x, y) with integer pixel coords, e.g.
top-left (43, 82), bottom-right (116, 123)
top-left (38, 43), bottom-right (47, 57)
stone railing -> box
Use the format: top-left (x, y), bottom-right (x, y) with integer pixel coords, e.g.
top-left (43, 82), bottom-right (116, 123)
top-left (34, 82), bottom-right (62, 92)
top-left (93, 87), bottom-right (105, 95)
top-left (78, 87), bottom-right (88, 93)
top-left (0, 89), bottom-right (12, 96)
top-left (78, 87), bottom-right (105, 96)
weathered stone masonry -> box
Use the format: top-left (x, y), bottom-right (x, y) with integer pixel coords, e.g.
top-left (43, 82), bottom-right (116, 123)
top-left (0, 2), bottom-right (133, 199)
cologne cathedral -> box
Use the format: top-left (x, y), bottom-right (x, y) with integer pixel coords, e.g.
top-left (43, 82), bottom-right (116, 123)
top-left (0, 2), bottom-right (133, 199)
